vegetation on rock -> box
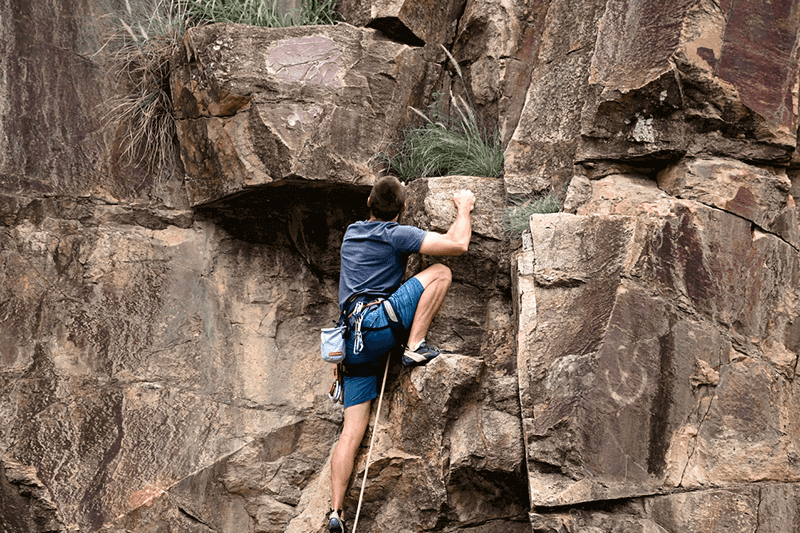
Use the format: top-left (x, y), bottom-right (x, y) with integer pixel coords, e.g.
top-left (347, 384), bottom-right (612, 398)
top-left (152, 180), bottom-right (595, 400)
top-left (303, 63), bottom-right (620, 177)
top-left (503, 191), bottom-right (561, 235)
top-left (183, 0), bottom-right (338, 26)
top-left (99, 0), bottom-right (338, 183)
top-left (381, 47), bottom-right (504, 183)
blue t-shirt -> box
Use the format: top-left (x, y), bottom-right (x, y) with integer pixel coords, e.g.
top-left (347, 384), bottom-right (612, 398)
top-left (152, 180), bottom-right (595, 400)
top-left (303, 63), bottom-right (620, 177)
top-left (338, 220), bottom-right (427, 309)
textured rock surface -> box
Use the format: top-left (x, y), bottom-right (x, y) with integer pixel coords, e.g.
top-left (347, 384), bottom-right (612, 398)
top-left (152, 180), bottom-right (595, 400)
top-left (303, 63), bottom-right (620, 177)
top-left (172, 22), bottom-right (440, 206)
top-left (578, 0), bottom-right (800, 164)
top-left (517, 181), bottom-right (800, 511)
top-left (504, 0), bottom-right (800, 195)
top-left (337, 0), bottom-right (466, 47)
top-left (502, 0), bottom-right (607, 195)
top-left (3, 0), bottom-right (800, 532)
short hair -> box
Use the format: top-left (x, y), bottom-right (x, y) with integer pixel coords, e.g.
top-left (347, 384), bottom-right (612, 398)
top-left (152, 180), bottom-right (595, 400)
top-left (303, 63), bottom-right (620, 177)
top-left (368, 176), bottom-right (406, 221)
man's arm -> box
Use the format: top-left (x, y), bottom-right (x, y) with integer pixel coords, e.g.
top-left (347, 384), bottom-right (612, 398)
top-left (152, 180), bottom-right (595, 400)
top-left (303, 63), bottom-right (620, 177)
top-left (418, 190), bottom-right (475, 256)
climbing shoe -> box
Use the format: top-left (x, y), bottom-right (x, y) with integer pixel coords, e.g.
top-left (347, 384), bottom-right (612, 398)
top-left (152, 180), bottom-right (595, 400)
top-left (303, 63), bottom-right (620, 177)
top-left (402, 339), bottom-right (442, 367)
top-left (328, 509), bottom-right (346, 533)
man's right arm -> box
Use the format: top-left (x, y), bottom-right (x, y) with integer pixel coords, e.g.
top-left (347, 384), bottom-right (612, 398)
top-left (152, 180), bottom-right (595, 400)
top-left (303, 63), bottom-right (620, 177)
top-left (418, 190), bottom-right (475, 256)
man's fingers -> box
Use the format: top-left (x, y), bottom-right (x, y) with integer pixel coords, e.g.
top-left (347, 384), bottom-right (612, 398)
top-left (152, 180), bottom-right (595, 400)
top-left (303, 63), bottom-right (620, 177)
top-left (454, 189), bottom-right (475, 210)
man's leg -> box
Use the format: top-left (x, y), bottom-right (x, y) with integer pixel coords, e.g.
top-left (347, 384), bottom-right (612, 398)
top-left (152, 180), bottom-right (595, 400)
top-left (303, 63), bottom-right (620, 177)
top-left (407, 263), bottom-right (451, 349)
top-left (330, 400), bottom-right (372, 516)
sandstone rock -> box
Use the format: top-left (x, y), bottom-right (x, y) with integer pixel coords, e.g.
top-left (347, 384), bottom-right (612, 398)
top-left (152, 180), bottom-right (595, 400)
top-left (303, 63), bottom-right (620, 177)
top-left (6, 0), bottom-right (800, 531)
top-left (172, 23), bottom-right (440, 206)
top-left (404, 176), bottom-right (512, 352)
top-left (573, 174), bottom-right (676, 217)
top-left (0, 196), bottom-right (346, 530)
top-left (336, 0), bottom-right (466, 47)
top-left (531, 484), bottom-right (800, 533)
top-left (332, 355), bottom-right (527, 532)
top-left (658, 157), bottom-right (799, 247)
top-left (451, 0), bottom-right (552, 141)
top-left (0, 0), bottom-right (110, 199)
top-left (1, 171), bottom-right (525, 532)
top-left (516, 197), bottom-right (800, 509)
top-left (0, 455), bottom-right (65, 533)
top-left (579, 0), bottom-right (800, 165)
top-left (503, 0), bottom-right (608, 195)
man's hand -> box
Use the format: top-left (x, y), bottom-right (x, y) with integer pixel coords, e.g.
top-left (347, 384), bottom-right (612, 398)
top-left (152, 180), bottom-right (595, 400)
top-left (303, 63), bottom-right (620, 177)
top-left (453, 189), bottom-right (475, 212)
top-left (418, 189), bottom-right (474, 256)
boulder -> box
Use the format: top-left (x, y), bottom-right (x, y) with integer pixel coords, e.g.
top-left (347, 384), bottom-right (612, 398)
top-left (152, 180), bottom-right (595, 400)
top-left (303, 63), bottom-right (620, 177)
top-left (516, 192), bottom-right (800, 509)
top-left (579, 0), bottom-right (800, 165)
top-left (171, 23), bottom-right (441, 206)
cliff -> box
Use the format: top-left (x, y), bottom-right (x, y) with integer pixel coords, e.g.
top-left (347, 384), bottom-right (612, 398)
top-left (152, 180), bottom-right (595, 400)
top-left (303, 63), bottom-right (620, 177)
top-left (1, 0), bottom-right (800, 532)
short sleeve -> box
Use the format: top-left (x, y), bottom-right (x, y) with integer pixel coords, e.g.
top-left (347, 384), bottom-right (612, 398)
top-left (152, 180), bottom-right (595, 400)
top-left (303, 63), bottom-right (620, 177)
top-left (388, 224), bottom-right (426, 254)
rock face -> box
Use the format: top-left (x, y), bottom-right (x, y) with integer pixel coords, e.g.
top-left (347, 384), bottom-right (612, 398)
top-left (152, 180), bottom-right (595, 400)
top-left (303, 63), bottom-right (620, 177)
top-left (172, 22), bottom-right (441, 206)
top-left (2, 0), bottom-right (800, 533)
top-left (504, 0), bottom-right (800, 194)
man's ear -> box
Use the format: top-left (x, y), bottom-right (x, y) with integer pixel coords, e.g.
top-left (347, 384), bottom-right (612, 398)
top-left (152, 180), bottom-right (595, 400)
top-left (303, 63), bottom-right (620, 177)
top-left (367, 196), bottom-right (372, 207)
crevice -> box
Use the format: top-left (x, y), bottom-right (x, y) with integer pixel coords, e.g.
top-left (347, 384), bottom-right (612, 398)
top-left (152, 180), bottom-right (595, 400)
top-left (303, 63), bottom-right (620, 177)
top-left (366, 18), bottom-right (425, 47)
top-left (754, 484), bottom-right (763, 533)
top-left (677, 384), bottom-right (716, 487)
top-left (119, 440), bottom-right (254, 520)
top-left (655, 179), bottom-right (800, 253)
top-left (177, 504), bottom-right (214, 530)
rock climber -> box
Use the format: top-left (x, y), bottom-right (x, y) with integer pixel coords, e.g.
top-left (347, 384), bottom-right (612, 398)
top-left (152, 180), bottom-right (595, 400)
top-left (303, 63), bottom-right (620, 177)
top-left (327, 175), bottom-right (475, 533)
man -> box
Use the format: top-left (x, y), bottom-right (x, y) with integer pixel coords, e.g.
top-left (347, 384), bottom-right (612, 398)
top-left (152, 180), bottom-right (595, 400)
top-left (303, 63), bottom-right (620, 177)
top-left (328, 176), bottom-right (474, 533)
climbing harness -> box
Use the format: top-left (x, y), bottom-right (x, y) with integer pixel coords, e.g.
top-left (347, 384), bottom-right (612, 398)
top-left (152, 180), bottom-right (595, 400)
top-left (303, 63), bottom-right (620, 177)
top-left (351, 354), bottom-right (391, 533)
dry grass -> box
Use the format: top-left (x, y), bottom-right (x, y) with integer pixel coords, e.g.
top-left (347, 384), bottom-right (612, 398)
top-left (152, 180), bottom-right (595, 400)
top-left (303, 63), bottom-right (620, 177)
top-left (98, 0), bottom-right (188, 184)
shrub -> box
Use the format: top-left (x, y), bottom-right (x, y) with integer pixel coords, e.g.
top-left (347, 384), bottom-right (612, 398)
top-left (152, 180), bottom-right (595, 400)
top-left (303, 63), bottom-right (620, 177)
top-left (381, 46), bottom-right (504, 183)
top-left (503, 191), bottom-right (561, 236)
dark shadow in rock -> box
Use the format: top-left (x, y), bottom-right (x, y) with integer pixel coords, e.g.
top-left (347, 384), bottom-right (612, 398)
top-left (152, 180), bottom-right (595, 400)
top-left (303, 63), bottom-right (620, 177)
top-left (367, 18), bottom-right (426, 47)
top-left (195, 180), bottom-right (370, 278)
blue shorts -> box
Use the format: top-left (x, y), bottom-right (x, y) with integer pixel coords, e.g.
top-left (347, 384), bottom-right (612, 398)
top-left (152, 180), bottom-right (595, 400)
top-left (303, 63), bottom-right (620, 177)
top-left (342, 277), bottom-right (424, 408)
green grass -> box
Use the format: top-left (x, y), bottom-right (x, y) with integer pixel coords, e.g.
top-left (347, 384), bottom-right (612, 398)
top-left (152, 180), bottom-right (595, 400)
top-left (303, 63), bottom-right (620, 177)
top-left (503, 192), bottom-right (561, 236)
top-left (99, 0), bottom-right (339, 186)
top-left (183, 0), bottom-right (338, 27)
top-left (381, 46), bottom-right (504, 183)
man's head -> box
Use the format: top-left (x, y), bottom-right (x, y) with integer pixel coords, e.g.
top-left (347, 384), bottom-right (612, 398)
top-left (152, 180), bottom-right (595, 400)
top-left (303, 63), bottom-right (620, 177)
top-left (368, 176), bottom-right (406, 221)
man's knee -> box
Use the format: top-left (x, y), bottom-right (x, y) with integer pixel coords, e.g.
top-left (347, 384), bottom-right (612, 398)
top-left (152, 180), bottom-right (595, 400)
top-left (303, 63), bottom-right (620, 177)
top-left (415, 263), bottom-right (452, 288)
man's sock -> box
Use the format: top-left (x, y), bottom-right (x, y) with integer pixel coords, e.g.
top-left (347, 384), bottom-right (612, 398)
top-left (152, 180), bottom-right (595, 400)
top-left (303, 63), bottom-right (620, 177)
top-left (409, 338), bottom-right (424, 351)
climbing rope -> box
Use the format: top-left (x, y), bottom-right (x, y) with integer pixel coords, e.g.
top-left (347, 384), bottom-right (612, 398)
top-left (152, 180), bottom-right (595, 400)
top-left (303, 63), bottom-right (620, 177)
top-left (350, 355), bottom-right (391, 533)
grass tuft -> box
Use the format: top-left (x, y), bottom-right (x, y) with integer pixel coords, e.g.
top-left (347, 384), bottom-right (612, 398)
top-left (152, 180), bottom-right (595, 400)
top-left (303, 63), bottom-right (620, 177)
top-left (183, 0), bottom-right (338, 27)
top-left (503, 191), bottom-right (561, 236)
top-left (99, 0), bottom-right (188, 185)
top-left (380, 46), bottom-right (504, 183)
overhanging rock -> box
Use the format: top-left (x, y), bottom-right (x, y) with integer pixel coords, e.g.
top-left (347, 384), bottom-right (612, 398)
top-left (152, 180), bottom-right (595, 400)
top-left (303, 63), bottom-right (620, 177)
top-left (171, 23), bottom-right (440, 207)
top-left (579, 0), bottom-right (800, 164)
top-left (336, 0), bottom-right (467, 47)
